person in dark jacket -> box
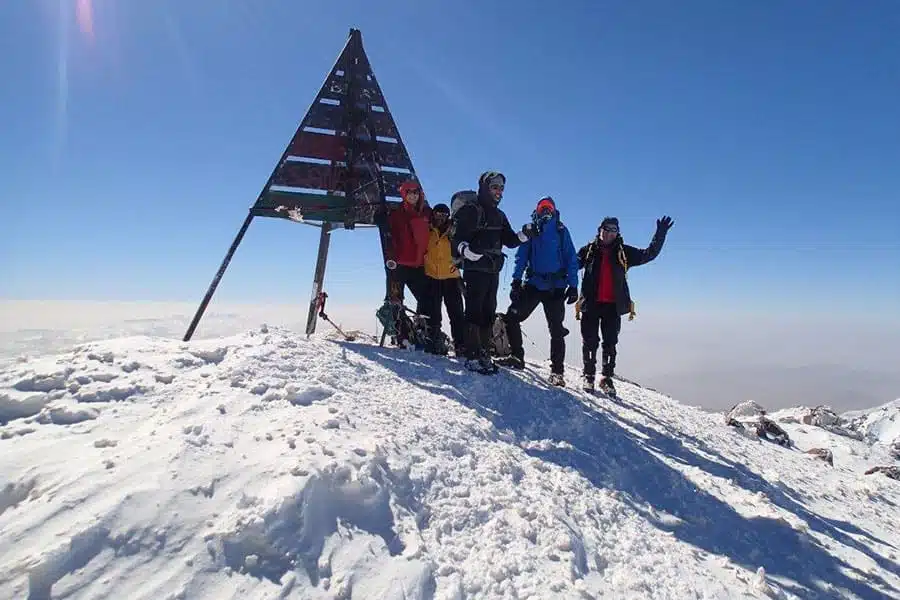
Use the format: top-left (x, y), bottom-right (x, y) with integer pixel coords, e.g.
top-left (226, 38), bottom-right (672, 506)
top-left (577, 215), bottom-right (673, 394)
top-left (450, 171), bottom-right (533, 374)
top-left (374, 180), bottom-right (433, 345)
top-left (503, 196), bottom-right (579, 385)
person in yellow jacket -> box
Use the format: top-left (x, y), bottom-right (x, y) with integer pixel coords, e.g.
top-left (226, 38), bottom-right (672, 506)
top-left (423, 203), bottom-right (465, 356)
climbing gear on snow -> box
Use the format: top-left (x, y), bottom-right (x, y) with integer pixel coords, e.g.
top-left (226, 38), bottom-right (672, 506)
top-left (314, 292), bottom-right (357, 341)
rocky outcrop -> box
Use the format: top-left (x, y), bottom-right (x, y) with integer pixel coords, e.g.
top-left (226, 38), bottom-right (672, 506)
top-left (864, 466), bottom-right (900, 481)
top-left (805, 448), bottom-right (834, 467)
top-left (725, 401), bottom-right (792, 448)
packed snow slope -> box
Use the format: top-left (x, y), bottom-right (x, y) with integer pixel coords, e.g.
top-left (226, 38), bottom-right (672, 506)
top-left (1, 326), bottom-right (898, 600)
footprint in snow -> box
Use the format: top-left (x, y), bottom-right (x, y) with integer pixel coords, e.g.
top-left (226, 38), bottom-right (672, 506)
top-left (286, 385), bottom-right (334, 407)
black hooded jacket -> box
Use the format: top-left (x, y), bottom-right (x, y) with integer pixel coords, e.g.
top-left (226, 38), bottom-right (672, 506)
top-left (451, 184), bottom-right (523, 274)
top-left (577, 229), bottom-right (667, 316)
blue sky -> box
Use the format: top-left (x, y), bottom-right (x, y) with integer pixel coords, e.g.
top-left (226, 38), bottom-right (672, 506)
top-left (1, 0), bottom-right (898, 317)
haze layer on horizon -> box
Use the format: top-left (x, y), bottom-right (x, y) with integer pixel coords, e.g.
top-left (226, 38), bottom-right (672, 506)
top-left (0, 299), bottom-right (896, 413)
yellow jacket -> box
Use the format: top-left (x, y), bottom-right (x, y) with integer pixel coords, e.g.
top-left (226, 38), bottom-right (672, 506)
top-left (424, 227), bottom-right (460, 280)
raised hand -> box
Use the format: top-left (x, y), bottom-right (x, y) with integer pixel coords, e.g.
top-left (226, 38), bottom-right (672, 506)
top-left (656, 215), bottom-right (674, 234)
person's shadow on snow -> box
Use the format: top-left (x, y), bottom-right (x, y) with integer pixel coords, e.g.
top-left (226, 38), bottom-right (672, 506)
top-left (337, 341), bottom-right (899, 600)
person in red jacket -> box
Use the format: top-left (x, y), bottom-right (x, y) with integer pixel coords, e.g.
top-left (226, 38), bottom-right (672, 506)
top-left (375, 180), bottom-right (433, 339)
top-left (577, 215), bottom-right (673, 395)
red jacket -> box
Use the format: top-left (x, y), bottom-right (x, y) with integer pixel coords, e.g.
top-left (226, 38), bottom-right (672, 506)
top-left (389, 201), bottom-right (431, 267)
top-left (596, 246), bottom-right (616, 303)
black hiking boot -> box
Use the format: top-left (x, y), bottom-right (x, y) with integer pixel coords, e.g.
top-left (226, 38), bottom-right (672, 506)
top-left (582, 374), bottom-right (595, 392)
top-left (599, 376), bottom-right (616, 396)
top-left (498, 353), bottom-right (524, 370)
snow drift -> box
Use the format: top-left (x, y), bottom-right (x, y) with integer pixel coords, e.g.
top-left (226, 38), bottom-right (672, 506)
top-left (0, 326), bottom-right (898, 599)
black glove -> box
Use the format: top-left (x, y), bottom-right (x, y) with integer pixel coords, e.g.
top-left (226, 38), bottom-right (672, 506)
top-left (656, 215), bottom-right (674, 235)
top-left (564, 285), bottom-right (578, 304)
top-left (510, 279), bottom-right (522, 303)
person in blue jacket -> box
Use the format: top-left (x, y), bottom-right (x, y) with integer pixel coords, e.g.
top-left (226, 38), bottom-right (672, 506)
top-left (502, 196), bottom-right (579, 385)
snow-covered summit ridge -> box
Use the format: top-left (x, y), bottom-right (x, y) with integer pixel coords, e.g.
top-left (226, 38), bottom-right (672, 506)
top-left (1, 326), bottom-right (898, 600)
top-left (770, 399), bottom-right (900, 456)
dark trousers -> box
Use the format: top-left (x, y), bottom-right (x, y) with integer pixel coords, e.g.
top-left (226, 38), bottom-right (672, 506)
top-left (462, 270), bottom-right (500, 358)
top-left (580, 302), bottom-right (621, 378)
top-left (505, 285), bottom-right (568, 374)
top-left (429, 277), bottom-right (465, 348)
top-left (395, 265), bottom-right (431, 316)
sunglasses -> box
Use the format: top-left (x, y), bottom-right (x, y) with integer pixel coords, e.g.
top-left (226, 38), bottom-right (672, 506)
top-left (601, 225), bottom-right (619, 234)
top-left (489, 184), bottom-right (504, 191)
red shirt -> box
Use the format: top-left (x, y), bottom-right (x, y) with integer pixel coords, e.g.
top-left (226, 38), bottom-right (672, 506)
top-left (596, 246), bottom-right (616, 303)
top-left (389, 202), bottom-right (431, 267)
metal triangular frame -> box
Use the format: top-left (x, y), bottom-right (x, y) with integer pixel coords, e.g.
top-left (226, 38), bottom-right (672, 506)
top-left (183, 28), bottom-right (421, 342)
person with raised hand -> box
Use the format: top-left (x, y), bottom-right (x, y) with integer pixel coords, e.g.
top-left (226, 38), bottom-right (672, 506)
top-left (577, 215), bottom-right (674, 395)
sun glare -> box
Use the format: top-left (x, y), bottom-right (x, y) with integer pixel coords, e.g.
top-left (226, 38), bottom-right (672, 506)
top-left (76, 0), bottom-right (94, 41)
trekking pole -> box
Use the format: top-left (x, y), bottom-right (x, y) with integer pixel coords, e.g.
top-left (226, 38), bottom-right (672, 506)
top-left (521, 330), bottom-right (539, 349)
top-left (315, 292), bottom-right (356, 341)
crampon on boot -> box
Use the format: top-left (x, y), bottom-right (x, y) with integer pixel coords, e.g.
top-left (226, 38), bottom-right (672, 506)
top-left (478, 352), bottom-right (499, 374)
top-left (581, 374), bottom-right (595, 392)
top-left (496, 354), bottom-right (524, 370)
top-left (598, 376), bottom-right (616, 396)
top-left (465, 354), bottom-right (498, 375)
top-left (548, 372), bottom-right (566, 387)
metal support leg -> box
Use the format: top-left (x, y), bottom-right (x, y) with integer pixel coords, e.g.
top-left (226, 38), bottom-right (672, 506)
top-left (183, 212), bottom-right (254, 342)
top-left (305, 222), bottom-right (333, 336)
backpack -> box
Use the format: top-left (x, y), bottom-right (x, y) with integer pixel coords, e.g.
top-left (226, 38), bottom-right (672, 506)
top-left (376, 302), bottom-right (429, 349)
top-left (489, 312), bottom-right (512, 357)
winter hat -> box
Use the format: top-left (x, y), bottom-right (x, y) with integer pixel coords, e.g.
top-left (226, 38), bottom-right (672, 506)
top-left (599, 217), bottom-right (620, 233)
top-left (432, 203), bottom-right (450, 215)
top-left (478, 171), bottom-right (506, 188)
top-left (399, 180), bottom-right (421, 198)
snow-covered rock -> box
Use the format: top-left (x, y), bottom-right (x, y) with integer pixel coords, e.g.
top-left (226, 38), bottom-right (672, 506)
top-left (771, 404), bottom-right (863, 441)
top-left (0, 327), bottom-right (898, 600)
top-left (725, 400), bottom-right (792, 447)
top-left (843, 399), bottom-right (900, 450)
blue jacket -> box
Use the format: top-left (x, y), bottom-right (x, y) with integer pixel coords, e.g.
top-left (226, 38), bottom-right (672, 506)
top-left (512, 213), bottom-right (579, 291)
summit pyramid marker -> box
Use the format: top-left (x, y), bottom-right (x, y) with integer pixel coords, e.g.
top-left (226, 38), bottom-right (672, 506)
top-left (183, 28), bottom-right (421, 342)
